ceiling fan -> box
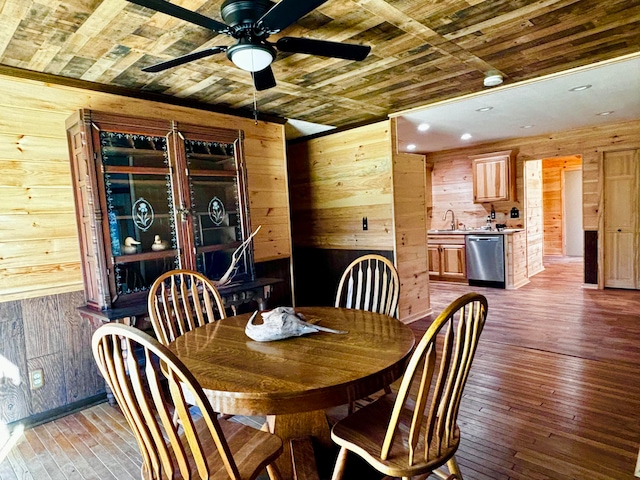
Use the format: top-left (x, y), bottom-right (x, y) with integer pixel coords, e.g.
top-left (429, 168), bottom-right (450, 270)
top-left (127, 0), bottom-right (372, 90)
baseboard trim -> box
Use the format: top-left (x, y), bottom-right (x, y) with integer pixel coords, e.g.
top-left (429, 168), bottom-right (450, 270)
top-left (8, 393), bottom-right (107, 430)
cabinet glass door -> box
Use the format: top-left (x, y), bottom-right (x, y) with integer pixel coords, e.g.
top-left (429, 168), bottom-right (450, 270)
top-left (100, 131), bottom-right (179, 296)
top-left (184, 138), bottom-right (252, 284)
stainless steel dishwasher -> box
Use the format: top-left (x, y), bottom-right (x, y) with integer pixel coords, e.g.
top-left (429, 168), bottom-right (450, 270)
top-left (465, 234), bottom-right (505, 288)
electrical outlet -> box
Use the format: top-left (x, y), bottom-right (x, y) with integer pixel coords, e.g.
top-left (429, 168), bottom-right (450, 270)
top-left (29, 368), bottom-right (44, 390)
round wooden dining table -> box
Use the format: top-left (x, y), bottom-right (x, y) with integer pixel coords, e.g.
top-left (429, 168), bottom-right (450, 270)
top-left (168, 306), bottom-right (415, 479)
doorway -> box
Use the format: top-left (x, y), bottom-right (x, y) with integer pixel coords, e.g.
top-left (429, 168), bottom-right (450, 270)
top-left (541, 156), bottom-right (583, 257)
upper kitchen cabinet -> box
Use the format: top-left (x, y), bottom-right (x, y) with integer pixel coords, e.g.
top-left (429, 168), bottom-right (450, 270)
top-left (66, 110), bottom-right (254, 312)
top-left (470, 150), bottom-right (515, 203)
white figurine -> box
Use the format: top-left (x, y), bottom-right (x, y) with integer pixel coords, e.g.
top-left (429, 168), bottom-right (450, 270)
top-left (245, 307), bottom-right (347, 342)
top-left (151, 235), bottom-right (169, 251)
top-left (122, 236), bottom-right (141, 254)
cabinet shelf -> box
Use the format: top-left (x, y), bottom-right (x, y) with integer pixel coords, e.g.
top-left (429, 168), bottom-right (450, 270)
top-left (187, 153), bottom-right (234, 161)
top-left (114, 248), bottom-right (178, 264)
top-left (104, 166), bottom-right (169, 175)
top-left (102, 146), bottom-right (166, 157)
top-left (196, 242), bottom-right (241, 255)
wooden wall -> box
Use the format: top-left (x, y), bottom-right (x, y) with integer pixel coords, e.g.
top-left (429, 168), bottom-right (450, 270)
top-left (525, 160), bottom-right (544, 276)
top-left (0, 73), bottom-right (291, 303)
top-left (288, 122), bottom-right (394, 250)
top-left (0, 72), bottom-right (291, 423)
top-left (0, 291), bottom-right (104, 423)
top-left (391, 118), bottom-right (430, 321)
top-left (288, 120), bottom-right (431, 322)
top-left (542, 156), bottom-right (583, 256)
top-left (426, 119), bottom-right (640, 285)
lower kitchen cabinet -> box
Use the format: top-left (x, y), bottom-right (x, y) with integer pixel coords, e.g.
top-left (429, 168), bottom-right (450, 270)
top-left (428, 235), bottom-right (466, 281)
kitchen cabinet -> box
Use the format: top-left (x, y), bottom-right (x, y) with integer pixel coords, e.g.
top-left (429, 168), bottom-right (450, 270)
top-left (428, 235), bottom-right (466, 281)
top-left (470, 150), bottom-right (515, 203)
top-left (66, 110), bottom-right (257, 313)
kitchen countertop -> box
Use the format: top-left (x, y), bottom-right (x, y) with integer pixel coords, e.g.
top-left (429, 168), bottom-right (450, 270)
top-left (428, 229), bottom-right (524, 235)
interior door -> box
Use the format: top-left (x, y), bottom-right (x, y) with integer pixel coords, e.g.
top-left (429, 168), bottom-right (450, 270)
top-left (604, 150), bottom-right (638, 289)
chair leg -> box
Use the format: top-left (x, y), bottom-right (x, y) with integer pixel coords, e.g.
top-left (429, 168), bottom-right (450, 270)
top-left (266, 463), bottom-right (283, 480)
top-left (330, 447), bottom-right (349, 480)
top-left (447, 455), bottom-right (462, 479)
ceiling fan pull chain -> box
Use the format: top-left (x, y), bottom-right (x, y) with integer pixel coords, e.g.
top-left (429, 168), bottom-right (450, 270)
top-left (252, 72), bottom-right (259, 125)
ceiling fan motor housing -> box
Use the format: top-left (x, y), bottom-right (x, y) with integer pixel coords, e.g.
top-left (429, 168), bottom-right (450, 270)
top-left (221, 0), bottom-right (274, 33)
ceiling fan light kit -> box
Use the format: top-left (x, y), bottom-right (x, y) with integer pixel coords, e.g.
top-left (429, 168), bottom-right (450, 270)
top-left (227, 40), bottom-right (276, 72)
top-left (128, 0), bottom-right (371, 90)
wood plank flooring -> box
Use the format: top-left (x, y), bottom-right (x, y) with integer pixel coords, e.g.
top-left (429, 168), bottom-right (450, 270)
top-left (2, 256), bottom-right (639, 479)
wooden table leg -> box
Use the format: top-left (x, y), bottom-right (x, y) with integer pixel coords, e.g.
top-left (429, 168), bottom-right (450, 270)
top-left (266, 410), bottom-right (331, 480)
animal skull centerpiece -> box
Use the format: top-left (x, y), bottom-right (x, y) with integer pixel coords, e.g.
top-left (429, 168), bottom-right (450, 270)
top-left (245, 307), bottom-right (347, 342)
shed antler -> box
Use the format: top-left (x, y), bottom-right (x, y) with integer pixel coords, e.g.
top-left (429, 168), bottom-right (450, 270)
top-left (213, 225), bottom-right (261, 286)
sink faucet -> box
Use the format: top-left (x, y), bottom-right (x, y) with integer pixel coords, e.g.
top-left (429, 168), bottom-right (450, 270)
top-left (443, 209), bottom-right (456, 230)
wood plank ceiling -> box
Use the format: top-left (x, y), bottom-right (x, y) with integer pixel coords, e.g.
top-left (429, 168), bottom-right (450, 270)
top-left (1, 0), bottom-right (639, 128)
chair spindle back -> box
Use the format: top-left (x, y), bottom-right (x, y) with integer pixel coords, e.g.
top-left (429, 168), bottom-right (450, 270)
top-left (92, 323), bottom-right (243, 479)
top-left (335, 254), bottom-right (400, 318)
top-left (148, 269), bottom-right (226, 345)
top-left (381, 292), bottom-right (487, 466)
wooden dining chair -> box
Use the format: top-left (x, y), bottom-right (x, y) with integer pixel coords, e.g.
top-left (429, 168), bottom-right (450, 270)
top-left (330, 292), bottom-right (488, 480)
top-left (148, 269), bottom-right (226, 346)
top-left (92, 322), bottom-right (283, 480)
top-left (334, 254), bottom-right (400, 414)
top-left (335, 254), bottom-right (400, 319)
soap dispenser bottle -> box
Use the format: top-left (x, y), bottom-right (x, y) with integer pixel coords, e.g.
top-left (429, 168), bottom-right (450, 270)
top-left (490, 204), bottom-right (496, 220)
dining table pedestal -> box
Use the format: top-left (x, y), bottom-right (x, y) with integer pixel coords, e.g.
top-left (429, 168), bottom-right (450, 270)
top-left (169, 306), bottom-right (415, 480)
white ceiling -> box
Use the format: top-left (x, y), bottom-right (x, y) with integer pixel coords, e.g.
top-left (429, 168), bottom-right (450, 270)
top-left (393, 54), bottom-right (640, 153)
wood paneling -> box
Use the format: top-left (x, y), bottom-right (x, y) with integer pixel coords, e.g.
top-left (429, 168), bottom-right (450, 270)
top-left (525, 159), bottom-right (544, 277)
top-left (293, 248), bottom-right (394, 308)
top-left (58, 290), bottom-right (104, 404)
top-left (0, 291), bottom-right (108, 424)
top-left (0, 73), bottom-right (290, 302)
top-left (27, 353), bottom-right (67, 415)
top-left (505, 231), bottom-right (528, 289)
top-left (0, 301), bottom-right (30, 423)
top-left (392, 151), bottom-right (430, 321)
top-left (542, 156), bottom-right (583, 256)
top-left (1, 1), bottom-right (639, 128)
top-left (289, 120), bottom-right (431, 322)
top-left (288, 121), bottom-right (394, 250)
top-left (427, 119), bottom-right (640, 287)
top-left (21, 295), bottom-right (61, 359)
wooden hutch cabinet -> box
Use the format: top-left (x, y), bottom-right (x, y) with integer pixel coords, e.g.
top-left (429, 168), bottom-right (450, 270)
top-left (470, 150), bottom-right (515, 203)
top-left (66, 110), bottom-right (272, 322)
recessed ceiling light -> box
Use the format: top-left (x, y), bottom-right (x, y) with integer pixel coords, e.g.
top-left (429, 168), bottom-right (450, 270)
top-left (460, 133), bottom-right (472, 140)
top-left (406, 144), bottom-right (417, 151)
top-left (569, 84), bottom-right (592, 92)
top-left (521, 125), bottom-right (534, 129)
top-left (476, 107), bottom-right (493, 112)
top-left (417, 123), bottom-right (430, 132)
top-left (597, 111), bottom-right (614, 116)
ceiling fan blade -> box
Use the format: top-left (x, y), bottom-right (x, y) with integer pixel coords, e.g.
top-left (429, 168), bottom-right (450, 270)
top-left (142, 47), bottom-right (227, 72)
top-left (276, 37), bottom-right (371, 61)
top-left (258, 0), bottom-right (329, 33)
top-left (253, 67), bottom-right (277, 91)
top-left (126, 0), bottom-right (229, 34)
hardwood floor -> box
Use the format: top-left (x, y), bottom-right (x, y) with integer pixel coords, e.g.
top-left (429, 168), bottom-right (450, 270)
top-left (2, 257), bottom-right (639, 479)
